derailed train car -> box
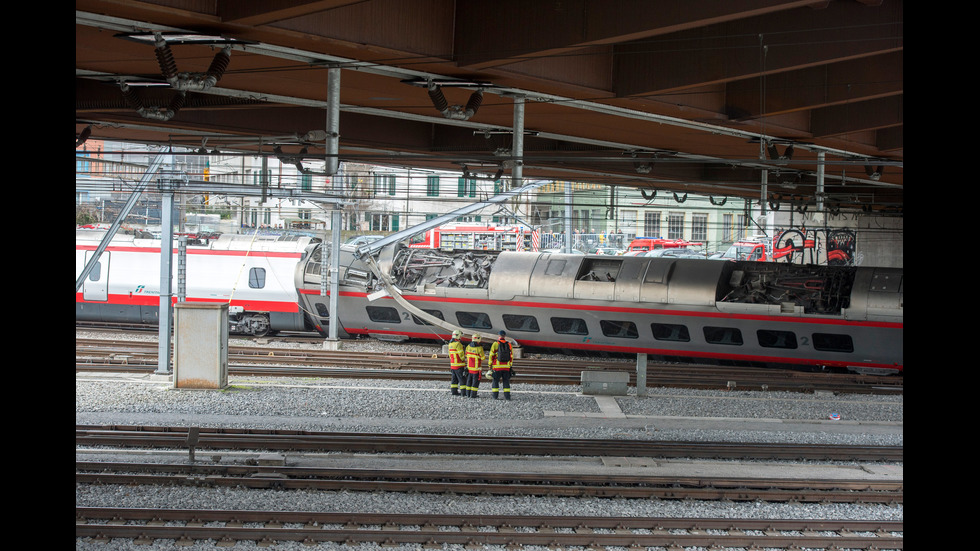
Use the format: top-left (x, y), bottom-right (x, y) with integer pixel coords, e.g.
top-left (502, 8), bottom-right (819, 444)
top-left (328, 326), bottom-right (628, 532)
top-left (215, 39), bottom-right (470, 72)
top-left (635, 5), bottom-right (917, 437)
top-left (296, 243), bottom-right (903, 374)
top-left (76, 229), bottom-right (316, 337)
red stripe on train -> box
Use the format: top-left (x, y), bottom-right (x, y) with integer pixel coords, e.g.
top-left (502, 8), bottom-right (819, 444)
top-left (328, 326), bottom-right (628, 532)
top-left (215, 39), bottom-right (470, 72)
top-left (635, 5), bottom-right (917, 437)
top-left (299, 289), bottom-right (903, 330)
top-left (76, 293), bottom-right (299, 313)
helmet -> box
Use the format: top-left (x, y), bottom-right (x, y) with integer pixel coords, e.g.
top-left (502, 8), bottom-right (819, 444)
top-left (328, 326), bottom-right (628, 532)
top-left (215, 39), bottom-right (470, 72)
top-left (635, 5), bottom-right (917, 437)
top-left (451, 330), bottom-right (462, 339)
top-left (471, 334), bottom-right (481, 342)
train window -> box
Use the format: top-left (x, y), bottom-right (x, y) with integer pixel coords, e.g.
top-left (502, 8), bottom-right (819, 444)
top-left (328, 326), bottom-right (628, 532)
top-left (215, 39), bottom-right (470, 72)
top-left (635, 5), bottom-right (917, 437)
top-left (315, 303), bottom-right (328, 317)
top-left (545, 260), bottom-right (566, 276)
top-left (703, 326), bottom-right (743, 345)
top-left (248, 267), bottom-right (266, 289)
top-left (551, 317), bottom-right (589, 335)
top-left (600, 320), bottom-right (638, 339)
top-left (503, 314), bottom-right (540, 332)
top-left (88, 261), bottom-right (102, 281)
top-left (366, 306), bottom-right (401, 323)
top-left (651, 323), bottom-right (690, 342)
top-left (757, 329), bottom-right (798, 349)
top-left (412, 309), bottom-right (445, 325)
top-left (813, 333), bottom-right (854, 353)
top-left (456, 311), bottom-right (492, 329)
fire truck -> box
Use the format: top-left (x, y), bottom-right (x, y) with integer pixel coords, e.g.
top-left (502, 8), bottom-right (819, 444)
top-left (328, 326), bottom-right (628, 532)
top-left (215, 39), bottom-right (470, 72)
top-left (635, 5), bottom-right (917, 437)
top-left (408, 223), bottom-right (535, 251)
top-left (626, 237), bottom-right (702, 253)
top-left (719, 238), bottom-right (772, 261)
top-left (719, 231), bottom-right (816, 262)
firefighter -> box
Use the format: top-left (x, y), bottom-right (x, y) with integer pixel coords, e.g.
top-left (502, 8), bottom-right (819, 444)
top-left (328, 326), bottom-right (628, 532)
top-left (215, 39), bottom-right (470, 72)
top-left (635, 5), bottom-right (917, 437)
top-left (448, 330), bottom-right (466, 395)
top-left (489, 330), bottom-right (514, 400)
top-left (464, 334), bottom-right (485, 397)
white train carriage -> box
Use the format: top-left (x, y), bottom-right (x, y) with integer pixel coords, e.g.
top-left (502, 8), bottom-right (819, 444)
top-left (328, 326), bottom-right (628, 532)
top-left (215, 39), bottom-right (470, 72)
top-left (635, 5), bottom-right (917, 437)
top-left (76, 230), bottom-right (312, 336)
top-left (297, 244), bottom-right (903, 373)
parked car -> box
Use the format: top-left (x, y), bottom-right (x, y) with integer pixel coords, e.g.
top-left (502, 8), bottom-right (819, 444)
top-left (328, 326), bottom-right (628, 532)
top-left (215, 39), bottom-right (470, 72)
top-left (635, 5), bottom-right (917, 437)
top-left (592, 247), bottom-right (624, 255)
top-left (344, 235), bottom-right (384, 248)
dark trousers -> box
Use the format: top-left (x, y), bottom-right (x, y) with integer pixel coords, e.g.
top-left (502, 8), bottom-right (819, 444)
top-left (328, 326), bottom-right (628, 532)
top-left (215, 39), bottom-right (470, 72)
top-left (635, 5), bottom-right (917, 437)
top-left (450, 368), bottom-right (466, 394)
top-left (491, 369), bottom-right (512, 399)
top-left (465, 370), bottom-right (481, 397)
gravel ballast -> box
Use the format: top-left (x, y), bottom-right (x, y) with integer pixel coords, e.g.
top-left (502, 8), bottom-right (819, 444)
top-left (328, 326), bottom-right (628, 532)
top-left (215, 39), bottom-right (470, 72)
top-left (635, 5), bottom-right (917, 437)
top-left (76, 332), bottom-right (903, 551)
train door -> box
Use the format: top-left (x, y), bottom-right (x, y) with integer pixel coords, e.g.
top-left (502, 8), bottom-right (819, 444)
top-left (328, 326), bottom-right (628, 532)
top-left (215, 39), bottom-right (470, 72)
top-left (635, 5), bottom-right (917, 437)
top-left (82, 250), bottom-right (110, 302)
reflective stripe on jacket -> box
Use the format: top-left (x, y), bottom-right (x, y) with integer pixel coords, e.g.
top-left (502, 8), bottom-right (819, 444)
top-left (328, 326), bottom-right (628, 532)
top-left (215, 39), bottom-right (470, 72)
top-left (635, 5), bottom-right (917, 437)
top-left (448, 340), bottom-right (465, 368)
top-left (489, 339), bottom-right (512, 369)
top-left (465, 344), bottom-right (485, 371)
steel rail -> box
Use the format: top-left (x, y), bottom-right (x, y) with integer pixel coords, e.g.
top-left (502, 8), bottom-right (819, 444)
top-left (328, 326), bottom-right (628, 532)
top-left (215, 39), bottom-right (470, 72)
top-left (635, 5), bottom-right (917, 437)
top-left (75, 338), bottom-right (904, 394)
top-left (76, 508), bottom-right (904, 549)
top-left (76, 461), bottom-right (903, 503)
top-left (76, 425), bottom-right (904, 462)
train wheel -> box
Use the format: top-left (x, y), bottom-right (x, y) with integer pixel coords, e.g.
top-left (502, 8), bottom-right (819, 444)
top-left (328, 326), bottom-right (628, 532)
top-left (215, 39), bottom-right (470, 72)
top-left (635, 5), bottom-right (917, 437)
top-left (246, 314), bottom-right (272, 337)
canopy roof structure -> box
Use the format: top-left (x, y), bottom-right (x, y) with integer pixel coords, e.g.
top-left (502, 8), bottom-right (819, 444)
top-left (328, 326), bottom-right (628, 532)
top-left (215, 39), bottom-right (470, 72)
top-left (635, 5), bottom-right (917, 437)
top-left (76, 0), bottom-right (903, 214)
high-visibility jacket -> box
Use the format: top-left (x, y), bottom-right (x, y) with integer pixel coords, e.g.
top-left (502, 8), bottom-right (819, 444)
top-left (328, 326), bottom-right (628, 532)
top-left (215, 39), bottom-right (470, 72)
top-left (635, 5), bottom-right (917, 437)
top-left (489, 339), bottom-right (513, 369)
top-left (465, 343), bottom-right (485, 372)
top-left (448, 340), bottom-right (465, 369)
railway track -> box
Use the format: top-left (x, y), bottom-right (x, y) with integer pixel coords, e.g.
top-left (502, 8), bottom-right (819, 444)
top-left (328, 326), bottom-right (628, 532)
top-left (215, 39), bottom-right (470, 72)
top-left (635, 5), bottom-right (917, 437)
top-left (75, 425), bottom-right (904, 462)
top-left (75, 337), bottom-right (904, 394)
top-left (76, 508), bottom-right (904, 549)
top-left (76, 460), bottom-right (902, 504)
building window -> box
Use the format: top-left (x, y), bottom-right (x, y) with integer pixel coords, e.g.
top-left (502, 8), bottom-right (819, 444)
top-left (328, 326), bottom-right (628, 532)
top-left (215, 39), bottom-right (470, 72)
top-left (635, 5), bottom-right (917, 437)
top-left (426, 175), bottom-right (440, 197)
top-left (722, 214), bottom-right (735, 242)
top-left (644, 211), bottom-right (661, 237)
top-left (551, 317), bottom-right (588, 335)
top-left (667, 212), bottom-right (685, 240)
top-left (369, 213), bottom-right (397, 231)
top-left (692, 213), bottom-right (708, 242)
top-left (374, 174), bottom-right (396, 196)
top-left (621, 209), bottom-right (637, 233)
top-left (458, 177), bottom-right (477, 198)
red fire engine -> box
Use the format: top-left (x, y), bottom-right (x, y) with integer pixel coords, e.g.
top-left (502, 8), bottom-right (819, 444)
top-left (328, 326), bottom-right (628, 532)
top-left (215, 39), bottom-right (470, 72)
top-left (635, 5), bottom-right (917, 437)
top-left (626, 237), bottom-right (702, 253)
top-left (720, 231), bottom-right (816, 262)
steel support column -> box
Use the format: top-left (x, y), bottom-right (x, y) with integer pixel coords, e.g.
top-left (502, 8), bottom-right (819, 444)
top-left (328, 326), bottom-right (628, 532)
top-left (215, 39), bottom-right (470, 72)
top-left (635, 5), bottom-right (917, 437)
top-left (325, 67), bottom-right (342, 343)
top-left (156, 154), bottom-right (185, 375)
top-left (511, 95), bottom-right (524, 189)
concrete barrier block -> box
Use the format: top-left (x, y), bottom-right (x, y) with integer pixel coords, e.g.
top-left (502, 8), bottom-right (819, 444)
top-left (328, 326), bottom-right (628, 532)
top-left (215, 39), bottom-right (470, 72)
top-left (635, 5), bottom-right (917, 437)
top-left (580, 370), bottom-right (629, 395)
